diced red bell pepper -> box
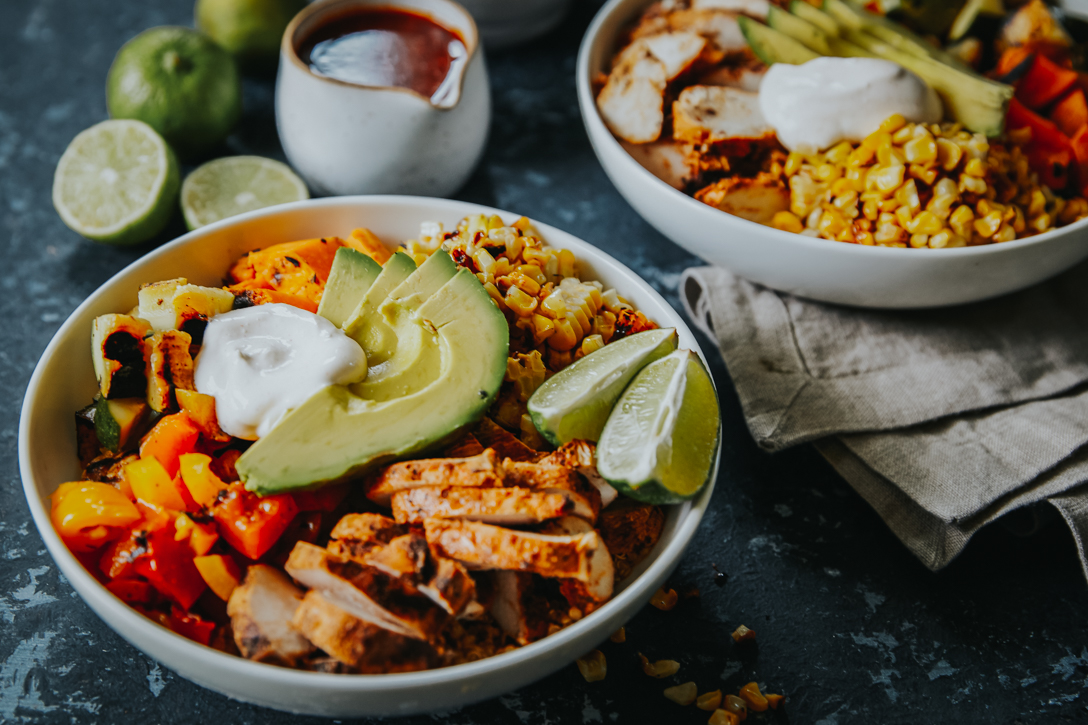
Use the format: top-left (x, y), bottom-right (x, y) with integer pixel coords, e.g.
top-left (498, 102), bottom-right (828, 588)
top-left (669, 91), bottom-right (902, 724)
top-left (293, 483), bottom-right (350, 512)
top-left (995, 47), bottom-right (1036, 82)
top-left (1051, 89), bottom-right (1088, 137)
top-left (167, 606), bottom-right (215, 646)
top-left (106, 579), bottom-right (157, 605)
top-left (133, 524), bottom-right (206, 610)
top-left (99, 528), bottom-right (149, 580)
top-left (140, 413), bottom-right (202, 479)
top-left (212, 483), bottom-right (298, 560)
top-left (1016, 54), bottom-right (1079, 110)
top-left (1007, 98), bottom-right (1075, 190)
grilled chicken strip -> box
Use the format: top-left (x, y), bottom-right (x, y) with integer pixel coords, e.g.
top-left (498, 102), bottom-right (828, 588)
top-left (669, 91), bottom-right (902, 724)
top-left (540, 441), bottom-right (618, 509)
top-left (502, 460), bottom-right (601, 522)
top-left (284, 542), bottom-right (447, 642)
top-left (292, 591), bottom-right (435, 673)
top-left (424, 519), bottom-right (607, 584)
top-left (367, 449), bottom-right (503, 506)
top-left (540, 517), bottom-right (616, 608)
top-left (490, 571), bottom-right (551, 646)
top-left (391, 486), bottom-right (572, 526)
top-left (596, 498), bottom-right (666, 581)
top-left (227, 564), bottom-right (314, 664)
top-left (474, 418), bottom-right (542, 462)
top-left (328, 517), bottom-right (477, 617)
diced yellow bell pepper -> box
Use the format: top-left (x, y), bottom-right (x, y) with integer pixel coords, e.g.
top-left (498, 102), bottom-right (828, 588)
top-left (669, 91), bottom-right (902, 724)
top-left (124, 456), bottom-right (187, 511)
top-left (50, 481), bottom-right (141, 552)
top-left (193, 554), bottom-right (241, 601)
top-left (174, 513), bottom-right (219, 556)
top-left (178, 453), bottom-right (230, 508)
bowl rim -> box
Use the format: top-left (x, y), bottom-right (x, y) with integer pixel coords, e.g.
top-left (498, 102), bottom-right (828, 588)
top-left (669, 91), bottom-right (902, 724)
top-left (19, 194), bottom-right (718, 693)
top-left (575, 0), bottom-right (1088, 258)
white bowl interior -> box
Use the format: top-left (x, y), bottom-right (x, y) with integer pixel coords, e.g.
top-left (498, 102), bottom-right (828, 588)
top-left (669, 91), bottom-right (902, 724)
top-left (19, 196), bottom-right (718, 717)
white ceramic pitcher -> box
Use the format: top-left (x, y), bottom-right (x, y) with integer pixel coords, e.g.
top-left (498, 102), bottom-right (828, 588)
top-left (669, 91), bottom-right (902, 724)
top-left (276, 0), bottom-right (490, 197)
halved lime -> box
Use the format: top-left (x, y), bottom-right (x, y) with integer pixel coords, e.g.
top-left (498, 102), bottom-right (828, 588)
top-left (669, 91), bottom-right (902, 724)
top-left (528, 327), bottom-right (677, 446)
top-left (180, 155), bottom-right (309, 230)
top-left (597, 350), bottom-right (720, 504)
top-left (52, 119), bottom-right (180, 246)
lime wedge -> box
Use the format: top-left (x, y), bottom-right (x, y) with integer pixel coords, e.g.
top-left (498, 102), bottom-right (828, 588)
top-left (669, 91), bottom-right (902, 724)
top-left (597, 350), bottom-right (720, 504)
top-left (52, 119), bottom-right (180, 246)
top-left (528, 327), bottom-right (677, 446)
top-left (180, 155), bottom-right (308, 230)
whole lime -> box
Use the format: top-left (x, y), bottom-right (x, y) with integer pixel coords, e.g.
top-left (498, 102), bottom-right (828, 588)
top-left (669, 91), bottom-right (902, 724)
top-left (196, 0), bottom-right (306, 72)
top-left (106, 26), bottom-right (242, 159)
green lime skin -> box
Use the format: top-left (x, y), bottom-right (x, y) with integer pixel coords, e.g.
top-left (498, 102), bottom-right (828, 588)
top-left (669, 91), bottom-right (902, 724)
top-left (196, 0), bottom-right (306, 72)
top-left (106, 26), bottom-right (242, 159)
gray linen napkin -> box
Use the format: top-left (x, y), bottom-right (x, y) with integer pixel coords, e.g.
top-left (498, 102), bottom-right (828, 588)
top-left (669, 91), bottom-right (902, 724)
top-left (681, 263), bottom-right (1088, 578)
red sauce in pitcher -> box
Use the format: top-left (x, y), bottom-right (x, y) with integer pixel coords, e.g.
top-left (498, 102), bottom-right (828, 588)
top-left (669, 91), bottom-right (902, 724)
top-left (297, 8), bottom-right (466, 99)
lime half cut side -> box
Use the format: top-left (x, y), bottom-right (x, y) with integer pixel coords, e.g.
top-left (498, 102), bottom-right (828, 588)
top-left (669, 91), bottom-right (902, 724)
top-left (528, 327), bottom-right (677, 446)
top-left (181, 155), bottom-right (309, 230)
top-left (597, 349), bottom-right (720, 504)
top-left (52, 119), bottom-right (180, 246)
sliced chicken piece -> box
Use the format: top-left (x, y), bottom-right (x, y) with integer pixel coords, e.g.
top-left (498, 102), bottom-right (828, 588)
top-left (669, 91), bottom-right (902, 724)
top-left (328, 525), bottom-right (478, 618)
top-left (697, 62), bottom-right (766, 91)
top-left (694, 173), bottom-right (790, 224)
top-left (541, 441), bottom-right (618, 509)
top-left (596, 498), bottom-right (666, 581)
top-left (424, 519), bottom-right (607, 584)
top-left (672, 85), bottom-right (775, 146)
top-left (691, 0), bottom-right (770, 18)
top-left (475, 418), bottom-right (542, 462)
top-left (391, 486), bottom-right (572, 526)
top-left (597, 45), bottom-right (668, 144)
top-left (662, 9), bottom-right (749, 53)
top-left (443, 432), bottom-right (485, 458)
top-left (367, 449), bottom-right (503, 506)
top-left (284, 542), bottom-right (447, 642)
top-left (503, 460), bottom-right (602, 522)
top-left (327, 512), bottom-right (406, 561)
top-left (292, 591), bottom-right (435, 673)
top-left (490, 571), bottom-right (551, 646)
top-left (538, 517), bottom-right (615, 608)
top-left (621, 140), bottom-right (692, 190)
top-left (227, 564), bottom-right (315, 665)
top-left (619, 32), bottom-right (706, 82)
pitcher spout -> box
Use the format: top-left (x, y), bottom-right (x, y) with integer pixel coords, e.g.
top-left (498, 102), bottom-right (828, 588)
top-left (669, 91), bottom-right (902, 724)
top-left (429, 38), bottom-right (469, 110)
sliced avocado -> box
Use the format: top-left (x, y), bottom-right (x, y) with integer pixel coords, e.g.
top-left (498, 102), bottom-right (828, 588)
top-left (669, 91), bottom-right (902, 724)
top-left (236, 268), bottom-right (509, 494)
top-left (841, 27), bottom-right (1012, 136)
top-left (769, 5), bottom-right (833, 55)
top-left (342, 251), bottom-right (416, 364)
top-left (95, 396), bottom-right (151, 452)
top-left (823, 0), bottom-right (974, 72)
top-left (317, 248), bottom-right (382, 329)
top-left (738, 16), bottom-right (820, 65)
top-left (350, 252), bottom-right (458, 402)
top-left (790, 0), bottom-right (840, 35)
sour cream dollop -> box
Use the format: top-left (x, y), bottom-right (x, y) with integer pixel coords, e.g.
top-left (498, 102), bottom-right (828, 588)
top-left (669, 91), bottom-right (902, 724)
top-left (758, 57), bottom-right (943, 154)
top-left (194, 304), bottom-right (367, 440)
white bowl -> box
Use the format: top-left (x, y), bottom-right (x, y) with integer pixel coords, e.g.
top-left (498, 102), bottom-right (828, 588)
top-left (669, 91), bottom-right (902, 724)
top-left (19, 196), bottom-right (719, 718)
top-left (577, 0), bottom-right (1088, 309)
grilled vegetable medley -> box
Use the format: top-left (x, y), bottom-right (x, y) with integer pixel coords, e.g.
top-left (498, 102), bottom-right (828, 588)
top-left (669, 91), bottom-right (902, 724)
top-left (596, 0), bottom-right (1088, 247)
top-left (53, 214), bottom-right (718, 673)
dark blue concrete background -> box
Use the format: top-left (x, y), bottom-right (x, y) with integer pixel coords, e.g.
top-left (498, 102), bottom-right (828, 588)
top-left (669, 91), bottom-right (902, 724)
top-left (2, 1), bottom-right (1087, 722)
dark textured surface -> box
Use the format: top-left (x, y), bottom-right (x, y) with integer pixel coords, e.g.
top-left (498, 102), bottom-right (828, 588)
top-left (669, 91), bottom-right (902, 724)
top-left (3, 1), bottom-right (1088, 723)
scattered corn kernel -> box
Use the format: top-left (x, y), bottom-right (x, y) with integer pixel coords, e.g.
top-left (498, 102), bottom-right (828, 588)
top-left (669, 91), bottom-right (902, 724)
top-left (610, 627), bottom-right (625, 643)
top-left (664, 682), bottom-right (698, 706)
top-left (650, 587), bottom-right (678, 611)
top-left (708, 709), bottom-right (740, 725)
top-left (576, 650), bottom-right (606, 682)
top-left (723, 694), bottom-right (748, 719)
top-left (731, 624), bottom-right (755, 643)
top-left (766, 693), bottom-right (785, 710)
top-left (640, 653), bottom-right (681, 678)
top-left (739, 682), bottom-right (769, 712)
top-left (697, 690), bottom-right (723, 711)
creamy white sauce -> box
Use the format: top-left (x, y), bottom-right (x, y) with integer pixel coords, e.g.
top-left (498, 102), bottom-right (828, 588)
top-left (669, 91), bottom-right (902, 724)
top-left (758, 57), bottom-right (942, 154)
top-left (194, 304), bottom-right (367, 440)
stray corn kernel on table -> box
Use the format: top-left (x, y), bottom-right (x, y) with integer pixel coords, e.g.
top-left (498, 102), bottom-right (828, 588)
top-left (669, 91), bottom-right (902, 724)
top-left (4, 0), bottom-right (1088, 723)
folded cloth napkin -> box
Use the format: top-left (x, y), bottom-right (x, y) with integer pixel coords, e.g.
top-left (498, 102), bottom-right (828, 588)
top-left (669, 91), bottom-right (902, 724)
top-left (681, 264), bottom-right (1088, 580)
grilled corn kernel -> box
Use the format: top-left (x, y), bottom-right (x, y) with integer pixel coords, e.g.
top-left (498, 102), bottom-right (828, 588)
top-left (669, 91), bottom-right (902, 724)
top-left (964, 158), bottom-right (987, 177)
top-left (708, 710), bottom-right (740, 725)
top-left (904, 134), bottom-right (938, 164)
top-left (876, 144), bottom-right (905, 166)
top-left (739, 682), bottom-right (769, 712)
top-left (540, 292), bottom-right (566, 319)
top-left (579, 334), bottom-right (604, 358)
top-left (504, 285), bottom-right (537, 317)
top-left (908, 210), bottom-right (944, 236)
top-left (862, 129), bottom-right (892, 150)
top-left (784, 152), bottom-right (804, 176)
top-left (1028, 188), bottom-right (1047, 217)
top-left (771, 211), bottom-right (804, 234)
top-left (868, 165), bottom-right (904, 194)
top-left (895, 205), bottom-right (913, 229)
top-left (731, 624), bottom-right (755, 642)
top-left (960, 175), bottom-right (987, 194)
top-left (880, 114), bottom-right (906, 133)
top-left (910, 233), bottom-right (929, 248)
top-left (928, 230), bottom-right (952, 249)
top-left (892, 124), bottom-right (914, 144)
top-left (936, 137), bottom-right (963, 171)
top-left (642, 656), bottom-right (681, 678)
top-left (949, 205), bottom-right (975, 237)
top-left (766, 693), bottom-right (786, 710)
top-left (909, 164), bottom-right (939, 185)
top-left (994, 223), bottom-right (1016, 242)
top-left (1031, 213), bottom-right (1053, 233)
top-left (547, 318), bottom-right (578, 351)
top-left (825, 141), bottom-right (853, 165)
top-left (556, 248), bottom-right (575, 278)
top-left (874, 222), bottom-right (903, 245)
top-left (847, 145), bottom-right (874, 167)
top-left (862, 199), bottom-right (880, 220)
top-left (697, 691), bottom-right (723, 711)
top-left (576, 650), bottom-right (606, 682)
top-left (650, 587), bottom-right (678, 611)
top-left (974, 211), bottom-right (1003, 238)
top-left (894, 179), bottom-right (920, 214)
top-left (664, 682), bottom-right (698, 706)
top-left (531, 314), bottom-right (555, 343)
top-left (723, 694), bottom-right (748, 719)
